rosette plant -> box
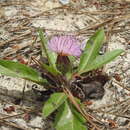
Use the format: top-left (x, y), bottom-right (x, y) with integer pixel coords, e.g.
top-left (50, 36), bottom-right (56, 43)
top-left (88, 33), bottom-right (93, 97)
top-left (0, 28), bottom-right (124, 130)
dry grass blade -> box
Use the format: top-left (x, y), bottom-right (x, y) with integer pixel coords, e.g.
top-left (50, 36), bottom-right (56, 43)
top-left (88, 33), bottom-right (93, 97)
top-left (63, 87), bottom-right (101, 130)
top-left (0, 113), bottom-right (24, 120)
top-left (0, 0), bottom-right (130, 129)
top-left (0, 31), bottom-right (31, 47)
top-left (0, 119), bottom-right (27, 130)
top-left (77, 14), bottom-right (130, 35)
top-left (77, 18), bottom-right (113, 35)
top-left (21, 36), bottom-right (37, 102)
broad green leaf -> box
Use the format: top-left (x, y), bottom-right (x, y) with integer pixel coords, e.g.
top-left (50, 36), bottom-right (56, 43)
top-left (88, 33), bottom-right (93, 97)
top-left (42, 93), bottom-right (67, 118)
top-left (41, 63), bottom-right (59, 75)
top-left (78, 29), bottom-right (105, 74)
top-left (80, 49), bottom-right (124, 74)
top-left (38, 29), bottom-right (60, 75)
top-left (71, 104), bottom-right (86, 126)
top-left (54, 101), bottom-right (87, 130)
top-left (0, 60), bottom-right (47, 84)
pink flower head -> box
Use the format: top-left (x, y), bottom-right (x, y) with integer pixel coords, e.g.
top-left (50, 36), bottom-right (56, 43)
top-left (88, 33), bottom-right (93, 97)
top-left (48, 35), bottom-right (82, 57)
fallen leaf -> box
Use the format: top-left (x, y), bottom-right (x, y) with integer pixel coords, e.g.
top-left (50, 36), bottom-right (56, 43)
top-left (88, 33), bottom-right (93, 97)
top-left (83, 100), bottom-right (93, 106)
top-left (23, 113), bottom-right (31, 121)
top-left (3, 106), bottom-right (15, 113)
top-left (17, 55), bottom-right (28, 64)
top-left (3, 57), bottom-right (14, 60)
top-left (108, 119), bottom-right (117, 128)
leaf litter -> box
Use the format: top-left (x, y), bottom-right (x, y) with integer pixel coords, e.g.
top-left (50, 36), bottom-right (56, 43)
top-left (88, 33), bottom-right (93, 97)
top-left (0, 0), bottom-right (130, 129)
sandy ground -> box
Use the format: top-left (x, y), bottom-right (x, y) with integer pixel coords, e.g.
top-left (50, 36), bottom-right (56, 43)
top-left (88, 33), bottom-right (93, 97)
top-left (0, 0), bottom-right (130, 129)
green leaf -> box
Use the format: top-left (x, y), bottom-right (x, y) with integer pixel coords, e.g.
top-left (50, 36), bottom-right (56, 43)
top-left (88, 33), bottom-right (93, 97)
top-left (38, 29), bottom-right (60, 75)
top-left (42, 93), bottom-right (67, 118)
top-left (66, 56), bottom-right (79, 80)
top-left (65, 71), bottom-right (73, 80)
top-left (68, 56), bottom-right (77, 65)
top-left (80, 49), bottom-right (124, 74)
top-left (78, 29), bottom-right (105, 74)
top-left (0, 60), bottom-right (47, 84)
top-left (54, 101), bottom-right (87, 130)
top-left (41, 63), bottom-right (59, 75)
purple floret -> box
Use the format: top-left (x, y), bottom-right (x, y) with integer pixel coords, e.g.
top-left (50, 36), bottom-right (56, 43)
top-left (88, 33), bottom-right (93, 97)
top-left (48, 35), bottom-right (82, 57)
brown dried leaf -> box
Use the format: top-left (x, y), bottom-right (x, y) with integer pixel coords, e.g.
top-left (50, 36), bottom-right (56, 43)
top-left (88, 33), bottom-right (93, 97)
top-left (3, 106), bottom-right (15, 113)
top-left (83, 100), bottom-right (93, 106)
top-left (107, 119), bottom-right (118, 128)
top-left (23, 113), bottom-right (31, 121)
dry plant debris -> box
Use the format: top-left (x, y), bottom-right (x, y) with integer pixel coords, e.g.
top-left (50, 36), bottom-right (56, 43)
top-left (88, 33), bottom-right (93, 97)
top-left (0, 0), bottom-right (130, 129)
